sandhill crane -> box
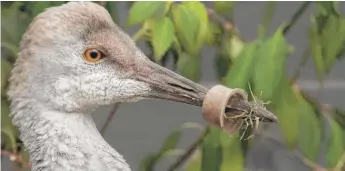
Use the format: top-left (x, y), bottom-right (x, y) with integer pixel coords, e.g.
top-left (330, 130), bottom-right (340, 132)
top-left (7, 2), bottom-right (276, 171)
top-left (7, 2), bottom-right (208, 171)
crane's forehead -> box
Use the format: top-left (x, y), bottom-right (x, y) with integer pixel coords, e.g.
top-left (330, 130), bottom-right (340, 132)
top-left (20, 2), bottom-right (145, 63)
top-left (21, 2), bottom-right (118, 48)
top-left (41, 2), bottom-right (114, 31)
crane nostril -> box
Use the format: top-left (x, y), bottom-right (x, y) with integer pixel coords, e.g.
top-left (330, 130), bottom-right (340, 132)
top-left (167, 82), bottom-right (195, 93)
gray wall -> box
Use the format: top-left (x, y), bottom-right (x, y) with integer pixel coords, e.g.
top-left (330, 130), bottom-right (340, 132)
top-left (2, 2), bottom-right (345, 171)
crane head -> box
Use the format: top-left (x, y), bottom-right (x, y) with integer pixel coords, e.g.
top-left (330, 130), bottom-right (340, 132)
top-left (8, 2), bottom-right (207, 113)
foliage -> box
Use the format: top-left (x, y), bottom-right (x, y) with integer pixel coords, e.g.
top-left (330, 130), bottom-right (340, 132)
top-left (309, 2), bottom-right (345, 82)
top-left (1, 1), bottom-right (345, 171)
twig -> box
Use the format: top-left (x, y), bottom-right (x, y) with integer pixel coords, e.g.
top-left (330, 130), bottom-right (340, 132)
top-left (300, 90), bottom-right (333, 113)
top-left (291, 49), bottom-right (310, 83)
top-left (254, 130), bottom-right (328, 171)
top-left (1, 149), bottom-right (31, 169)
top-left (262, 1), bottom-right (276, 34)
top-left (166, 128), bottom-right (209, 171)
top-left (207, 2), bottom-right (311, 36)
top-left (301, 157), bottom-right (328, 171)
top-left (282, 2), bottom-right (311, 35)
top-left (206, 8), bottom-right (236, 33)
top-left (100, 103), bottom-right (121, 136)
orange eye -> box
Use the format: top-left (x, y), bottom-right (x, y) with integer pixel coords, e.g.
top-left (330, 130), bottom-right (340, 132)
top-left (83, 48), bottom-right (104, 62)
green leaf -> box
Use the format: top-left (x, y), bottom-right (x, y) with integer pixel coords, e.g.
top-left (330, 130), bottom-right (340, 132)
top-left (229, 36), bottom-right (245, 60)
top-left (258, 1), bottom-right (276, 37)
top-left (215, 34), bottom-right (246, 82)
top-left (1, 98), bottom-right (17, 152)
top-left (176, 53), bottom-right (201, 82)
top-left (252, 28), bottom-right (289, 100)
top-left (205, 22), bottom-right (221, 46)
top-left (200, 128), bottom-right (244, 171)
top-left (263, 1), bottom-right (276, 28)
top-left (316, 2), bottom-right (340, 16)
top-left (140, 154), bottom-right (159, 171)
top-left (106, 1), bottom-right (119, 23)
top-left (185, 149), bottom-right (202, 171)
top-left (223, 34), bottom-right (246, 61)
top-left (223, 42), bottom-right (259, 88)
top-left (1, 59), bottom-right (12, 93)
top-left (140, 127), bottom-right (183, 171)
top-left (1, 41), bottom-right (19, 58)
top-left (182, 2), bottom-right (209, 52)
top-left (172, 4), bottom-right (199, 54)
top-left (213, 2), bottom-right (233, 15)
top-left (336, 44), bottom-right (345, 60)
top-left (159, 130), bottom-right (181, 153)
top-left (164, 1), bottom-right (173, 15)
top-left (1, 2), bottom-right (30, 45)
top-left (326, 118), bottom-right (345, 168)
top-left (274, 81), bottom-right (299, 149)
top-left (309, 2), bottom-right (345, 82)
top-left (201, 144), bottom-right (222, 171)
top-left (321, 17), bottom-right (345, 72)
top-left (308, 18), bottom-right (325, 82)
top-left (296, 95), bottom-right (321, 161)
top-left (152, 17), bottom-right (175, 61)
top-left (143, 18), bottom-right (156, 32)
top-left (127, 1), bottom-right (165, 26)
top-left (31, 2), bottom-right (52, 17)
top-left (50, 1), bottom-right (65, 6)
top-left (201, 127), bottom-right (222, 171)
top-left (220, 134), bottom-right (244, 171)
top-left (333, 109), bottom-right (345, 129)
top-left (215, 53), bottom-right (231, 81)
top-left (204, 127), bottom-right (222, 147)
top-left (309, 15), bottom-right (345, 82)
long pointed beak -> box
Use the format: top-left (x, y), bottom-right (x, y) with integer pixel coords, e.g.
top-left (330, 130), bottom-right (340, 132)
top-left (132, 59), bottom-right (208, 107)
top-left (119, 54), bottom-right (278, 124)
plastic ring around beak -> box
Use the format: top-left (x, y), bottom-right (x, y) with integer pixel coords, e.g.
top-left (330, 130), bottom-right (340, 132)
top-left (202, 85), bottom-right (248, 134)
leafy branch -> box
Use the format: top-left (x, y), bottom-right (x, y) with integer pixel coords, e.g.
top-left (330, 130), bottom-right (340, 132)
top-left (136, 1), bottom-right (345, 171)
top-left (282, 2), bottom-right (311, 35)
top-left (167, 128), bottom-right (209, 171)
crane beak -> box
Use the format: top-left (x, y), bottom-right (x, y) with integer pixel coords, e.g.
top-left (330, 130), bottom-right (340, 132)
top-left (132, 59), bottom-right (208, 107)
top-left (122, 55), bottom-right (279, 123)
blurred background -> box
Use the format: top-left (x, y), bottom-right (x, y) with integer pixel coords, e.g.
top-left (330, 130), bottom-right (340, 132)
top-left (1, 1), bottom-right (345, 171)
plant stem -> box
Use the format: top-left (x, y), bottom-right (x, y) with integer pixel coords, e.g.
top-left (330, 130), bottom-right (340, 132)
top-left (207, 8), bottom-right (236, 33)
top-left (291, 49), bottom-right (310, 83)
top-left (301, 157), bottom-right (327, 171)
top-left (166, 128), bottom-right (209, 171)
top-left (100, 103), bottom-right (121, 136)
top-left (263, 1), bottom-right (277, 32)
top-left (283, 2), bottom-right (311, 35)
top-left (132, 28), bottom-right (145, 42)
top-left (258, 1), bottom-right (277, 38)
top-left (255, 130), bottom-right (328, 171)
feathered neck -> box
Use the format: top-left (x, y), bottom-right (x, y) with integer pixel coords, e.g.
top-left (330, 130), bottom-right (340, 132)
top-left (9, 98), bottom-right (131, 171)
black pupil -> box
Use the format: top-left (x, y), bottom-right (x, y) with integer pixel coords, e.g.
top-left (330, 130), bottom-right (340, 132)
top-left (90, 51), bottom-right (99, 59)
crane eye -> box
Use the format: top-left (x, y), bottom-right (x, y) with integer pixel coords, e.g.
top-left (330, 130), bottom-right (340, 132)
top-left (83, 48), bottom-right (104, 63)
